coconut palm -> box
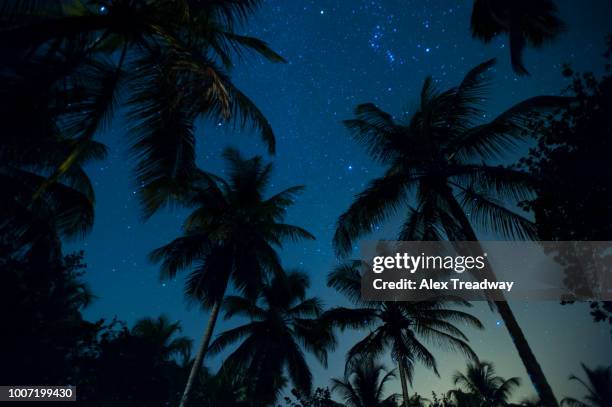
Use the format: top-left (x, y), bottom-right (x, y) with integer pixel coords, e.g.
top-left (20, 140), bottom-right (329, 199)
top-left (324, 261), bottom-right (483, 407)
top-left (1, 0), bottom-right (284, 218)
top-left (185, 365), bottom-right (251, 407)
top-left (470, 0), bottom-right (565, 75)
top-left (334, 59), bottom-right (570, 407)
top-left (0, 20), bottom-right (111, 252)
top-left (131, 315), bottom-right (192, 365)
top-left (0, 113), bottom-right (107, 255)
top-left (331, 354), bottom-right (399, 407)
top-left (150, 148), bottom-right (315, 406)
top-left (208, 270), bottom-right (335, 406)
top-left (561, 364), bottom-right (612, 407)
top-left (450, 361), bottom-right (521, 407)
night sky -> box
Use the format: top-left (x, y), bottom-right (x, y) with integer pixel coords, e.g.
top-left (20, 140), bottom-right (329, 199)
top-left (69, 0), bottom-right (612, 402)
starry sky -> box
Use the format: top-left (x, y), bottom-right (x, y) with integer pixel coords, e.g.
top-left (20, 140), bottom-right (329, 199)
top-left (69, 0), bottom-right (612, 402)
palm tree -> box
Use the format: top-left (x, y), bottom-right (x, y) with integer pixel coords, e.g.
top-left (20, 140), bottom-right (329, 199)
top-left (188, 365), bottom-right (251, 407)
top-left (450, 361), bottom-right (521, 407)
top-left (0, 121), bottom-right (107, 256)
top-left (331, 354), bottom-right (399, 407)
top-left (150, 148), bottom-right (315, 406)
top-left (1, 0), bottom-right (284, 218)
top-left (333, 59), bottom-right (570, 407)
top-left (208, 270), bottom-right (335, 406)
top-left (324, 261), bottom-right (483, 407)
top-left (470, 0), bottom-right (565, 75)
top-left (561, 364), bottom-right (612, 407)
top-left (131, 315), bottom-right (192, 366)
top-left (0, 9), bottom-right (110, 252)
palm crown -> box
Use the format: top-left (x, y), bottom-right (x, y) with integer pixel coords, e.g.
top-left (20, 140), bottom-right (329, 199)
top-left (131, 315), bottom-right (192, 365)
top-left (325, 261), bottom-right (483, 406)
top-left (331, 354), bottom-right (399, 407)
top-left (208, 270), bottom-right (335, 404)
top-left (334, 59), bottom-right (570, 255)
top-left (450, 361), bottom-right (521, 407)
top-left (1, 0), bottom-right (284, 221)
top-left (150, 148), bottom-right (315, 306)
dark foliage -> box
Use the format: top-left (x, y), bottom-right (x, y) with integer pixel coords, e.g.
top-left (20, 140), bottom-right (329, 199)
top-left (561, 364), bottom-right (612, 407)
top-left (0, 244), bottom-right (196, 405)
top-left (77, 316), bottom-right (192, 406)
top-left (281, 387), bottom-right (344, 407)
top-left (0, 247), bottom-right (98, 385)
top-left (208, 270), bottom-right (334, 405)
top-left (0, 0), bottom-right (283, 229)
top-left (471, 0), bottom-right (565, 75)
top-left (519, 35), bottom-right (612, 335)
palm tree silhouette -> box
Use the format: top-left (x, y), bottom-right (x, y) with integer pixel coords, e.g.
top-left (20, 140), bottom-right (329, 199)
top-left (0, 113), bottom-right (107, 254)
top-left (450, 361), bottom-right (521, 407)
top-left (1, 0), bottom-right (284, 218)
top-left (470, 0), bottom-right (565, 75)
top-left (208, 269), bottom-right (335, 405)
top-left (190, 365), bottom-right (251, 407)
top-left (150, 148), bottom-right (314, 406)
top-left (331, 354), bottom-right (399, 407)
top-left (561, 364), bottom-right (612, 407)
top-left (131, 315), bottom-right (193, 366)
top-left (333, 59), bottom-right (570, 407)
top-left (325, 261), bottom-right (482, 407)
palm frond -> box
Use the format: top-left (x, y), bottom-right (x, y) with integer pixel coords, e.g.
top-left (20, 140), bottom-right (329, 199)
top-left (285, 338), bottom-right (313, 394)
top-left (127, 53), bottom-right (198, 217)
top-left (189, 0), bottom-right (263, 27)
top-left (470, 0), bottom-right (502, 43)
top-left (327, 261), bottom-right (364, 303)
top-left (221, 295), bottom-right (265, 319)
top-left (216, 31), bottom-right (286, 63)
top-left (343, 103), bottom-right (403, 164)
top-left (334, 170), bottom-right (412, 256)
top-left (207, 322), bottom-right (258, 355)
top-left (149, 234), bottom-right (211, 280)
top-left (450, 164), bottom-right (535, 203)
top-left (288, 297), bottom-right (323, 317)
top-left (455, 58), bottom-right (495, 110)
top-left (451, 96), bottom-right (573, 160)
top-left (219, 80), bottom-right (276, 153)
top-left (322, 307), bottom-right (377, 331)
top-left (455, 183), bottom-right (537, 240)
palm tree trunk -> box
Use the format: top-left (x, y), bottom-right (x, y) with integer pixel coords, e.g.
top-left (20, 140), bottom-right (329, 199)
top-left (441, 189), bottom-right (559, 407)
top-left (398, 359), bottom-right (410, 407)
top-left (495, 300), bottom-right (559, 407)
top-left (178, 299), bottom-right (222, 407)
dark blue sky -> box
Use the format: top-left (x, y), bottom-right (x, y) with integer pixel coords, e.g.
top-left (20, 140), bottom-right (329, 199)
top-left (71, 0), bottom-right (612, 401)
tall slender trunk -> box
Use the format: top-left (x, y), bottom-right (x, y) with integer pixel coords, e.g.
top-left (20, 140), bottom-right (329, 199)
top-left (178, 299), bottom-right (222, 407)
top-left (441, 189), bottom-right (559, 407)
top-left (398, 359), bottom-right (410, 407)
top-left (495, 300), bottom-right (558, 407)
